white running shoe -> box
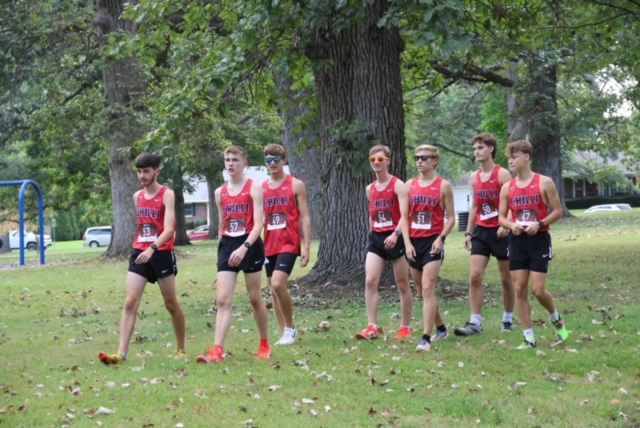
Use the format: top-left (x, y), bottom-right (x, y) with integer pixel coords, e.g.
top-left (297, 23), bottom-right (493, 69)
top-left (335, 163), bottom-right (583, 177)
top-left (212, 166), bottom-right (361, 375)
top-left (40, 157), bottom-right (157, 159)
top-left (275, 327), bottom-right (297, 346)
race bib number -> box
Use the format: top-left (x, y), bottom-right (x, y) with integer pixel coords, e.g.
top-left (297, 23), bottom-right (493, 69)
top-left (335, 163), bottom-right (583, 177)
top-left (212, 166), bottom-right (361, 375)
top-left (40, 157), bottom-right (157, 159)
top-left (267, 212), bottom-right (287, 230)
top-left (515, 209), bottom-right (539, 227)
top-left (137, 224), bottom-right (158, 243)
top-left (373, 210), bottom-right (393, 229)
top-left (479, 201), bottom-right (499, 221)
top-left (224, 219), bottom-right (246, 237)
top-left (411, 211), bottom-right (432, 230)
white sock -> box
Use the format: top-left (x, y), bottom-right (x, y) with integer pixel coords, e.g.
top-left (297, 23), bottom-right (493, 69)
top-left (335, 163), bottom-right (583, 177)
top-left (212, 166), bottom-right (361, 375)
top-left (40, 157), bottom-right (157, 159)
top-left (523, 329), bottom-right (535, 342)
top-left (470, 314), bottom-right (483, 326)
top-left (503, 312), bottom-right (513, 323)
top-left (549, 311), bottom-right (559, 322)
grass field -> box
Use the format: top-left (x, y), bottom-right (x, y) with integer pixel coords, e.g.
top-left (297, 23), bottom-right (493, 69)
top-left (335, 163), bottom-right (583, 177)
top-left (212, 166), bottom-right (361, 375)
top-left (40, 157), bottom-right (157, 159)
top-left (1, 210), bottom-right (639, 427)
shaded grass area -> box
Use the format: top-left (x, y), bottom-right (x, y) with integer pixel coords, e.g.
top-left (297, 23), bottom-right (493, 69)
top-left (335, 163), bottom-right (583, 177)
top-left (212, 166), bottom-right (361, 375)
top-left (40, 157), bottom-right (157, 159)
top-left (1, 210), bottom-right (639, 427)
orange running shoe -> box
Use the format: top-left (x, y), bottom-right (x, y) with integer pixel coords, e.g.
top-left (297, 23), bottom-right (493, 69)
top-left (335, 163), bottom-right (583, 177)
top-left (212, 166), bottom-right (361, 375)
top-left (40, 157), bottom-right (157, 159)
top-left (394, 326), bottom-right (412, 339)
top-left (98, 352), bottom-right (125, 365)
top-left (355, 324), bottom-right (380, 340)
top-left (196, 346), bottom-right (224, 364)
top-left (257, 342), bottom-right (272, 360)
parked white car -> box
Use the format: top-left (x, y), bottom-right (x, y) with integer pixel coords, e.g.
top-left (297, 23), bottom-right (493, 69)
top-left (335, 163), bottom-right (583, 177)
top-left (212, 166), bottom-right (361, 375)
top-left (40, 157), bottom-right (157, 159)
top-left (584, 203), bottom-right (632, 213)
top-left (83, 226), bottom-right (112, 248)
top-left (9, 230), bottom-right (53, 250)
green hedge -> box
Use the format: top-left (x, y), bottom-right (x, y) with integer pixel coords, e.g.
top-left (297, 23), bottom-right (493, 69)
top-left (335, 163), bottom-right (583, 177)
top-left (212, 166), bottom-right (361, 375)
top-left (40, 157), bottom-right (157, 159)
top-left (565, 194), bottom-right (640, 210)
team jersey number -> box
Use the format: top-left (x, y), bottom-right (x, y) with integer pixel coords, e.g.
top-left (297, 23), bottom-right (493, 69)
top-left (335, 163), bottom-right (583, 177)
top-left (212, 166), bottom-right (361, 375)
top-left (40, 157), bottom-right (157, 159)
top-left (479, 201), bottom-right (498, 221)
top-left (373, 210), bottom-right (393, 229)
top-left (411, 211), bottom-right (432, 230)
top-left (137, 224), bottom-right (158, 243)
top-left (224, 219), bottom-right (246, 237)
top-left (267, 212), bottom-right (287, 230)
top-left (515, 209), bottom-right (539, 227)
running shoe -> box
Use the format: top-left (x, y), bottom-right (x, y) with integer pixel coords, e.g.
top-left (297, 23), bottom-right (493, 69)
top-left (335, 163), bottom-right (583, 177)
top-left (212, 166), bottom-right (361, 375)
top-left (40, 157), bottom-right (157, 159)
top-left (355, 325), bottom-right (380, 340)
top-left (432, 327), bottom-right (449, 342)
top-left (516, 339), bottom-right (537, 349)
top-left (502, 321), bottom-right (514, 332)
top-left (275, 327), bottom-right (297, 346)
top-left (173, 349), bottom-right (188, 360)
top-left (98, 352), bottom-right (125, 365)
top-left (416, 338), bottom-right (431, 352)
top-left (394, 326), bottom-right (412, 339)
top-left (257, 342), bottom-right (272, 360)
top-left (454, 322), bottom-right (483, 336)
top-left (553, 319), bottom-right (569, 342)
top-left (196, 346), bottom-right (224, 364)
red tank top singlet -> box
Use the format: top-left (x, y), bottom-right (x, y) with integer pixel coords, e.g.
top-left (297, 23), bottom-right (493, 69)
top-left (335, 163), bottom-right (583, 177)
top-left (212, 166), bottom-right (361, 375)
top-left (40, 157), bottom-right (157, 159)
top-left (263, 175), bottom-right (301, 257)
top-left (369, 176), bottom-right (402, 233)
top-left (408, 177), bottom-right (445, 238)
top-left (220, 179), bottom-right (255, 238)
top-left (134, 186), bottom-right (175, 251)
top-left (474, 166), bottom-right (503, 228)
top-left (507, 174), bottom-right (550, 232)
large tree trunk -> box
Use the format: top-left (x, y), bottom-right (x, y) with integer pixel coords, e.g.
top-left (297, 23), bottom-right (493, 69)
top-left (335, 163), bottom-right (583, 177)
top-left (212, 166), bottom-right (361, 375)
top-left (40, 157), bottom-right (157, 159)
top-left (206, 176), bottom-right (221, 239)
top-left (96, 0), bottom-right (145, 257)
top-left (173, 182), bottom-right (191, 246)
top-left (273, 73), bottom-right (324, 239)
top-left (303, 1), bottom-right (406, 286)
top-left (526, 58), bottom-right (572, 217)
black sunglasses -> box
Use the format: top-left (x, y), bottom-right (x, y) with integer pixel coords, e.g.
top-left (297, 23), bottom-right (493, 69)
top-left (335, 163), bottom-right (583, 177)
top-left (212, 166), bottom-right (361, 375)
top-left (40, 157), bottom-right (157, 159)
top-left (414, 155), bottom-right (436, 161)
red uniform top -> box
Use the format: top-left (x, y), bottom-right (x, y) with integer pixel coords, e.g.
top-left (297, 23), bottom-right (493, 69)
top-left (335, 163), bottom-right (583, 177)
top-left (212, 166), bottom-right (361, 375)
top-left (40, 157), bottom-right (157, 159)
top-left (263, 175), bottom-right (301, 257)
top-left (507, 174), bottom-right (550, 232)
top-left (369, 176), bottom-right (401, 233)
top-left (220, 179), bottom-right (255, 238)
top-left (473, 166), bottom-right (503, 228)
top-left (134, 186), bottom-right (175, 251)
top-left (408, 177), bottom-right (445, 238)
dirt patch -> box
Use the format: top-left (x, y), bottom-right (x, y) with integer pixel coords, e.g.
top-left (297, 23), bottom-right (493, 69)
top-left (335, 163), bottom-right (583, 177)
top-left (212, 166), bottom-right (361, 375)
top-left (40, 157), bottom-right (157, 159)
top-left (273, 276), bottom-right (511, 311)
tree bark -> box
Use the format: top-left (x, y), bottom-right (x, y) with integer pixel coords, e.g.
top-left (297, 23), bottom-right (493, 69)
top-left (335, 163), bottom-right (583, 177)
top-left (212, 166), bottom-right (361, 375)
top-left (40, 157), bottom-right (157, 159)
top-left (303, 0), bottom-right (406, 286)
top-left (206, 176), bottom-right (221, 239)
top-left (525, 58), bottom-right (572, 217)
top-left (273, 73), bottom-right (324, 239)
top-left (96, 0), bottom-right (146, 257)
top-left (173, 182), bottom-right (191, 246)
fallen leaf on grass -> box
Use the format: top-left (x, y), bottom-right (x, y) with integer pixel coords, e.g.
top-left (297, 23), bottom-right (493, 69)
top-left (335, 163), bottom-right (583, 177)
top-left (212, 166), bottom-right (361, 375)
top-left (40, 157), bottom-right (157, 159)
top-left (0, 405), bottom-right (13, 414)
top-left (95, 406), bottom-right (115, 415)
top-left (309, 409), bottom-right (318, 416)
top-left (510, 382), bottom-right (527, 391)
top-left (301, 398), bottom-right (315, 404)
top-left (580, 399), bottom-right (589, 406)
top-left (268, 385), bottom-right (282, 392)
top-left (18, 405), bottom-right (28, 412)
top-left (619, 388), bottom-right (629, 395)
top-left (165, 401), bottom-right (180, 411)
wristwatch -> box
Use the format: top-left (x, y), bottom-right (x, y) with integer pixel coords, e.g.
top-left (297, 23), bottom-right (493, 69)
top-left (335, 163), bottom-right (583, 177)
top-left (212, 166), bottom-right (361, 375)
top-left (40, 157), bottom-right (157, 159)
top-left (439, 234), bottom-right (446, 243)
top-left (538, 221), bottom-right (546, 228)
top-left (394, 230), bottom-right (402, 236)
top-left (464, 232), bottom-right (472, 237)
top-left (243, 241), bottom-right (251, 248)
top-left (150, 244), bottom-right (158, 251)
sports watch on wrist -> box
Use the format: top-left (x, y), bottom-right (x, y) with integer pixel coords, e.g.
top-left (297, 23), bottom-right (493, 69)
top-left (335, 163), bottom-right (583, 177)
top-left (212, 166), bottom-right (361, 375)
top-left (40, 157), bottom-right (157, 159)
top-left (243, 241), bottom-right (251, 248)
top-left (538, 221), bottom-right (546, 228)
top-left (394, 230), bottom-right (401, 236)
top-left (150, 244), bottom-right (158, 251)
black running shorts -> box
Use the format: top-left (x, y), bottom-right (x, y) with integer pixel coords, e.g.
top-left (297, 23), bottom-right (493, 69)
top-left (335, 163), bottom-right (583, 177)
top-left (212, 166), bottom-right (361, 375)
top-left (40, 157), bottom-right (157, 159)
top-left (406, 235), bottom-right (444, 271)
top-left (366, 231), bottom-right (406, 261)
top-left (508, 232), bottom-right (553, 273)
top-left (264, 252), bottom-right (298, 277)
top-left (217, 235), bottom-right (265, 273)
top-left (470, 226), bottom-right (509, 260)
top-left (128, 249), bottom-right (177, 284)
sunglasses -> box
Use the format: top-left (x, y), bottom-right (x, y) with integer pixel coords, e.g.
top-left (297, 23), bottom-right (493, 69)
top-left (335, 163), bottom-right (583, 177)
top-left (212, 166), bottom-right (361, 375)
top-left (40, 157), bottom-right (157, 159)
top-left (265, 156), bottom-right (283, 164)
top-left (369, 156), bottom-right (389, 163)
top-left (415, 154), bottom-right (436, 161)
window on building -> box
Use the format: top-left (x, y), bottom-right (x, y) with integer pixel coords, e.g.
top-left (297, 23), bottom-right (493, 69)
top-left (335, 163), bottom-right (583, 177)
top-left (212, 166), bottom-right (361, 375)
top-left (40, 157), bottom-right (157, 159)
top-left (184, 203), bottom-right (196, 217)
